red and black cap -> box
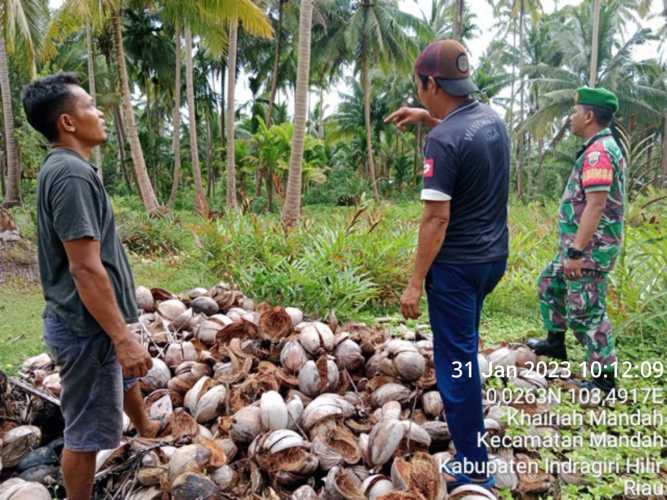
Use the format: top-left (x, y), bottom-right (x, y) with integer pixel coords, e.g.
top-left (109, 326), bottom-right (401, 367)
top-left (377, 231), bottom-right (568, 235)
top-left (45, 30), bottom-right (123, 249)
top-left (415, 39), bottom-right (478, 97)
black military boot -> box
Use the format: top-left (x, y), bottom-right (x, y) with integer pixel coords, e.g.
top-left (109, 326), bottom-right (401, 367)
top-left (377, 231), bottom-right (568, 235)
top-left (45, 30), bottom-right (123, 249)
top-left (579, 372), bottom-right (616, 394)
top-left (526, 331), bottom-right (568, 361)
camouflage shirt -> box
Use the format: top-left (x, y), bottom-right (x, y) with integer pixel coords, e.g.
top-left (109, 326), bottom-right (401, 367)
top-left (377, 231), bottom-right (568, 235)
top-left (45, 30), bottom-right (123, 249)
top-left (558, 128), bottom-right (625, 272)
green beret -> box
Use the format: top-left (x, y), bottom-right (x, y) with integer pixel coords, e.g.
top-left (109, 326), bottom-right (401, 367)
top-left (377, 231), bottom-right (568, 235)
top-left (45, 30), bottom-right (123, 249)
top-left (575, 86), bottom-right (619, 113)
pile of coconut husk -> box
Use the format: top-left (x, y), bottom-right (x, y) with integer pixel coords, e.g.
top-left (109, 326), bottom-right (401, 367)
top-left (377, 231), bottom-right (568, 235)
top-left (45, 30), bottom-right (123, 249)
top-left (0, 282), bottom-right (576, 500)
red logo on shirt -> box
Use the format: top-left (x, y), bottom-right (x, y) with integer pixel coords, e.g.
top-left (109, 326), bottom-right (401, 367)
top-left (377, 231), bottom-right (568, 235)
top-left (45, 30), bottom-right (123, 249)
top-left (423, 158), bottom-right (434, 178)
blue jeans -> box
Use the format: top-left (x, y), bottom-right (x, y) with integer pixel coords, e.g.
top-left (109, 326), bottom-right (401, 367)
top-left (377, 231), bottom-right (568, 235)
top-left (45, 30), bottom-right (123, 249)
top-left (426, 259), bottom-right (506, 475)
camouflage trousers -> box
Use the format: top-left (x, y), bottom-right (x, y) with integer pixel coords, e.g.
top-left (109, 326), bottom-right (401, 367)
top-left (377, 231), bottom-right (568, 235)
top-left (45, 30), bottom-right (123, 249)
top-left (538, 258), bottom-right (617, 369)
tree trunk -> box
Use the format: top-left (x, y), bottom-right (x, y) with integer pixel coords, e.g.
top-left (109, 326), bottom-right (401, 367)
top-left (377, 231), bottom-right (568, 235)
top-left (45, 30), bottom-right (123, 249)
top-left (112, 9), bottom-right (160, 214)
top-left (112, 104), bottom-right (133, 192)
top-left (455, 0), bottom-right (465, 41)
top-left (318, 86), bottom-right (325, 138)
top-left (266, 0), bottom-right (285, 128)
top-left (103, 49), bottom-right (129, 186)
top-left (185, 26), bottom-right (209, 217)
top-left (508, 15), bottom-right (517, 146)
top-left (86, 23), bottom-right (103, 181)
top-left (265, 166), bottom-right (273, 212)
top-left (219, 57), bottom-right (226, 156)
top-left (0, 148), bottom-right (5, 197)
top-left (226, 20), bottom-right (239, 210)
top-left (517, 0), bottom-right (525, 201)
top-left (661, 113), bottom-right (667, 188)
top-left (361, 54), bottom-right (379, 199)
top-left (206, 111), bottom-right (214, 199)
top-left (0, 36), bottom-right (21, 208)
top-left (282, 0), bottom-right (313, 227)
top-left (167, 24), bottom-right (183, 208)
top-left (589, 0), bottom-right (601, 86)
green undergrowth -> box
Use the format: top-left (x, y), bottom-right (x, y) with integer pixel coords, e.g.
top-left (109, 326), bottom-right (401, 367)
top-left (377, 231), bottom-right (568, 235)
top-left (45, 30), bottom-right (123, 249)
top-left (2, 193), bottom-right (666, 377)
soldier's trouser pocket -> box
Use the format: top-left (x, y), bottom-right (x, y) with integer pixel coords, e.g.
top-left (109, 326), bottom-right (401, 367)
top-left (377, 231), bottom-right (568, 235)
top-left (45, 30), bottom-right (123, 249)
top-left (565, 272), bottom-right (617, 367)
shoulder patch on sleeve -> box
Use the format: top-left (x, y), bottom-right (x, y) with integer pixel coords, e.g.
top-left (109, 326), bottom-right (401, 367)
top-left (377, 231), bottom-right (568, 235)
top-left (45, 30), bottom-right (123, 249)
top-left (423, 158), bottom-right (434, 178)
top-left (582, 143), bottom-right (613, 188)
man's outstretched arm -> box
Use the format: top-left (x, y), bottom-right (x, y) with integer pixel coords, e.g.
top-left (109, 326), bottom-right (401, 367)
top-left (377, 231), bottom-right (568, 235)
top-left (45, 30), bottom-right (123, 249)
top-left (385, 107), bottom-right (441, 132)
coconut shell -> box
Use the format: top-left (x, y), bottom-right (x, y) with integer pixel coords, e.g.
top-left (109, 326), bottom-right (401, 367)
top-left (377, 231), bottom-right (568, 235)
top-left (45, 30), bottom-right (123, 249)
top-left (230, 406), bottom-right (263, 444)
top-left (136, 286), bottom-right (155, 313)
top-left (191, 296), bottom-right (219, 316)
top-left (0, 478), bottom-right (51, 500)
top-left (157, 299), bottom-right (187, 321)
top-left (168, 444), bottom-right (211, 483)
top-left (20, 354), bottom-right (52, 373)
top-left (171, 472), bottom-right (219, 500)
top-left (260, 391), bottom-right (289, 431)
top-left (361, 475), bottom-right (394, 500)
top-left (1, 426), bottom-right (41, 468)
top-left (140, 358), bottom-right (171, 393)
top-left (368, 418), bottom-right (405, 467)
top-left (324, 466), bottom-right (365, 500)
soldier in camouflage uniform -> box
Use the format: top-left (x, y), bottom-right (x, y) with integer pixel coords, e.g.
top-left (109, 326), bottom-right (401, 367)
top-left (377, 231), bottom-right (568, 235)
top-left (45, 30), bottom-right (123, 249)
top-left (528, 87), bottom-right (625, 393)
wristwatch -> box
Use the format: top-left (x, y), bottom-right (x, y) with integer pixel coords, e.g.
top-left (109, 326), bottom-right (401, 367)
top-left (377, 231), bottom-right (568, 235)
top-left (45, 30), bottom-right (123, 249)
top-left (566, 246), bottom-right (585, 260)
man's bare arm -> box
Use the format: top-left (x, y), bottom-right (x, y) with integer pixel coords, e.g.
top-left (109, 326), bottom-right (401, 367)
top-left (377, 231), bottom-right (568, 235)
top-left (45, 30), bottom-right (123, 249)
top-left (63, 239), bottom-right (152, 377)
top-left (401, 201), bottom-right (450, 319)
top-left (385, 107), bottom-right (441, 132)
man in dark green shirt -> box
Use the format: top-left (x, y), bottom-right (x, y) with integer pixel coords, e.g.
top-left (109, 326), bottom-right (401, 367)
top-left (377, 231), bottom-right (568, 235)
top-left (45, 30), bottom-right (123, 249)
top-left (22, 73), bottom-right (155, 500)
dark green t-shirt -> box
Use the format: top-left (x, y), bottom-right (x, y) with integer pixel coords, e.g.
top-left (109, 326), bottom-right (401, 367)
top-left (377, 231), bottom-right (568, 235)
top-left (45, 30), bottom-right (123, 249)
top-left (37, 148), bottom-right (138, 336)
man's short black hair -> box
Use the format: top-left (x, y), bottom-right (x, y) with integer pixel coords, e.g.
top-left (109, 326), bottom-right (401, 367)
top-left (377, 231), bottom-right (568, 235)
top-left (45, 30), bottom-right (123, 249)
top-left (22, 72), bottom-right (81, 142)
top-left (581, 104), bottom-right (614, 127)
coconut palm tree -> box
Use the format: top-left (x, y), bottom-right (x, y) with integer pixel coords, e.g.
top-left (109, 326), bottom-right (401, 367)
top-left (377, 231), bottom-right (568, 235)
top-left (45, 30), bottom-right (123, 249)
top-left (162, 0), bottom-right (271, 216)
top-left (184, 25), bottom-right (209, 216)
top-left (489, 0), bottom-right (543, 199)
top-left (589, 0), bottom-right (601, 85)
top-left (47, 1), bottom-right (163, 213)
top-left (167, 0), bottom-right (272, 212)
top-left (282, 0), bottom-right (314, 227)
top-left (226, 19), bottom-right (239, 210)
top-left (86, 23), bottom-right (103, 179)
top-left (329, 0), bottom-right (422, 199)
top-left (1, 0), bottom-right (47, 207)
top-left (111, 6), bottom-right (162, 214)
top-left (266, 0), bottom-right (288, 128)
top-left (522, 1), bottom-right (666, 150)
top-left (167, 20), bottom-right (183, 208)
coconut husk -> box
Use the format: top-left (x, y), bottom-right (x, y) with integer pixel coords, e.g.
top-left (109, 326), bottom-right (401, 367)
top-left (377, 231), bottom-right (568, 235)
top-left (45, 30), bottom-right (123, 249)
top-left (214, 319), bottom-right (259, 345)
top-left (259, 306), bottom-right (293, 341)
top-left (170, 409), bottom-right (199, 444)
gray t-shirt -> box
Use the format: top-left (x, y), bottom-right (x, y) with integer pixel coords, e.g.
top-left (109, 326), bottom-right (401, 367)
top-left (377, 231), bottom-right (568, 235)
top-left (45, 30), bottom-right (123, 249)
top-left (37, 148), bottom-right (137, 336)
top-left (421, 101), bottom-right (510, 263)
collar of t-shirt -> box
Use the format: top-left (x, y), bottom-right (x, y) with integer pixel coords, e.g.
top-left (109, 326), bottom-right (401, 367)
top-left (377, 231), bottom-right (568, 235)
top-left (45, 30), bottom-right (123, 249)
top-left (439, 99), bottom-right (479, 124)
top-left (46, 147), bottom-right (99, 173)
top-left (576, 128), bottom-right (612, 158)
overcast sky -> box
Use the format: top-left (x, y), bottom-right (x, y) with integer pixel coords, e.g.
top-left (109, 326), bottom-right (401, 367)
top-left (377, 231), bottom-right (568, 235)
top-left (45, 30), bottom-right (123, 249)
top-left (48, 0), bottom-right (664, 115)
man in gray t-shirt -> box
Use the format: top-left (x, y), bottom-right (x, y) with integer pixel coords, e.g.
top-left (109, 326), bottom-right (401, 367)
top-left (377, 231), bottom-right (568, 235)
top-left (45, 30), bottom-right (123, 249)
top-left (22, 73), bottom-right (156, 500)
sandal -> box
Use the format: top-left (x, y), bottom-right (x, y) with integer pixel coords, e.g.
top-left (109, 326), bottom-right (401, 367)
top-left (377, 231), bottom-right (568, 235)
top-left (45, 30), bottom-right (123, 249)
top-left (441, 460), bottom-right (496, 492)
